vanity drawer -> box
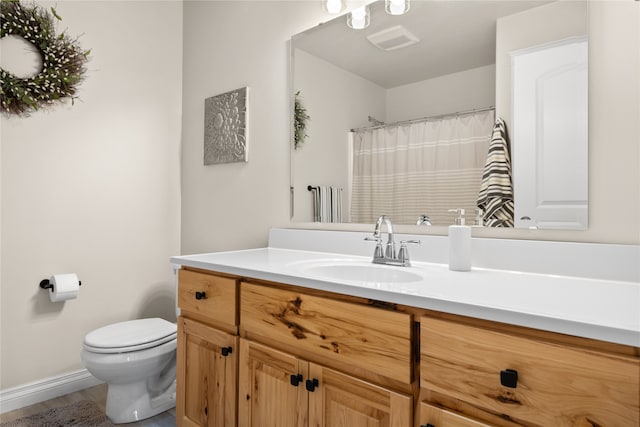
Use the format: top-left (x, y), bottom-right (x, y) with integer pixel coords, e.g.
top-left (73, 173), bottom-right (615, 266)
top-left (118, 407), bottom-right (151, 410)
top-left (178, 269), bottom-right (237, 330)
top-left (418, 402), bottom-right (494, 427)
top-left (241, 282), bottom-right (412, 384)
top-left (420, 317), bottom-right (640, 427)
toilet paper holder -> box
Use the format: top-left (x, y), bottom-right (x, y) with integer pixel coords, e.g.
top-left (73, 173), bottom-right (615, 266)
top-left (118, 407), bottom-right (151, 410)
top-left (39, 278), bottom-right (82, 290)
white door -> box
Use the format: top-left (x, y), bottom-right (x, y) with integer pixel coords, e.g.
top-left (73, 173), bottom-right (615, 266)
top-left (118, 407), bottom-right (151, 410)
top-left (511, 37), bottom-right (588, 229)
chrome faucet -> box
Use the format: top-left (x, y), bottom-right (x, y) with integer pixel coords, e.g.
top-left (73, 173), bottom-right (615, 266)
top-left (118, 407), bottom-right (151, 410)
top-left (416, 214), bottom-right (432, 226)
top-left (365, 215), bottom-right (420, 266)
top-left (374, 215), bottom-right (396, 259)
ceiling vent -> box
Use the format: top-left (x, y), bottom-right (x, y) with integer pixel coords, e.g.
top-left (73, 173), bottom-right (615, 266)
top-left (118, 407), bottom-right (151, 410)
top-left (366, 25), bottom-right (419, 51)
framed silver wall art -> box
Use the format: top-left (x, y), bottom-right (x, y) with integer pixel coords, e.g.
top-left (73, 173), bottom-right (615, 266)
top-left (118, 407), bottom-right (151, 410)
top-left (204, 87), bottom-right (249, 165)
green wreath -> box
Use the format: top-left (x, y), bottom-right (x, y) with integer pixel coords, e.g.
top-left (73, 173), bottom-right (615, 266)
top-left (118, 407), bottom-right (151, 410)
top-left (0, 0), bottom-right (90, 116)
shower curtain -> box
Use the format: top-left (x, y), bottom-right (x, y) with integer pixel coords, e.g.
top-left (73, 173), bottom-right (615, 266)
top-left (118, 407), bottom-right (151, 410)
top-left (350, 109), bottom-right (494, 225)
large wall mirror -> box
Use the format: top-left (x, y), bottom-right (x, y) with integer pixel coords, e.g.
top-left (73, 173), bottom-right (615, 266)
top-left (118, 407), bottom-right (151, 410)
top-left (290, 0), bottom-right (588, 229)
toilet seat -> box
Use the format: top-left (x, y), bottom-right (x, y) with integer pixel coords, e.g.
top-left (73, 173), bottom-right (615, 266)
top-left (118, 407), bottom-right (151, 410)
top-left (83, 318), bottom-right (177, 354)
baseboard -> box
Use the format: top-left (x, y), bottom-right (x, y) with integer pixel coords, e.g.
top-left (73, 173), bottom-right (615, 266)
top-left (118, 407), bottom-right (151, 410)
top-left (0, 369), bottom-right (103, 414)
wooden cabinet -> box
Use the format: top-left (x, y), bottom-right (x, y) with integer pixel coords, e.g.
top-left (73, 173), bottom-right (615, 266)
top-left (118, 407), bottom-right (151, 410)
top-left (420, 316), bottom-right (640, 427)
top-left (176, 269), bottom-right (239, 427)
top-left (175, 267), bottom-right (640, 427)
top-left (238, 339), bottom-right (412, 427)
top-left (239, 281), bottom-right (413, 426)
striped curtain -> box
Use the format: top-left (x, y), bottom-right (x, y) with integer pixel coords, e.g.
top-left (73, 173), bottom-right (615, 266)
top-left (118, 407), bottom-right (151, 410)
top-left (350, 110), bottom-right (494, 225)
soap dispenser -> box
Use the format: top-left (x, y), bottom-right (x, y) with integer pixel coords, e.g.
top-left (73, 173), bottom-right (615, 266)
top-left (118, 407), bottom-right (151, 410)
top-left (448, 208), bottom-right (471, 271)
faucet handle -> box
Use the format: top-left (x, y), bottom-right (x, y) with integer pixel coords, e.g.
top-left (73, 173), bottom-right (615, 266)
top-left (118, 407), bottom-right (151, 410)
top-left (398, 240), bottom-right (421, 266)
top-left (401, 239), bottom-right (421, 245)
top-left (364, 236), bottom-right (383, 259)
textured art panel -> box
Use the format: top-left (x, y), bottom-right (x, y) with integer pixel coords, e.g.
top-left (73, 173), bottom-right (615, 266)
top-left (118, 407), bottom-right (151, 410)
top-left (204, 87), bottom-right (249, 165)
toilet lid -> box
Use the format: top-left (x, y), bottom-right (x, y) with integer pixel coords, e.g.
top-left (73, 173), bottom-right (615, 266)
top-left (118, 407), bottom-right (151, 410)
top-left (83, 318), bottom-right (176, 354)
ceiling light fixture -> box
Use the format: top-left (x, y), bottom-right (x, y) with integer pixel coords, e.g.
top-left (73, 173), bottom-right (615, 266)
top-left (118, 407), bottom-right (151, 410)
top-left (347, 5), bottom-right (370, 30)
top-left (322, 0), bottom-right (346, 14)
top-left (385, 0), bottom-right (410, 16)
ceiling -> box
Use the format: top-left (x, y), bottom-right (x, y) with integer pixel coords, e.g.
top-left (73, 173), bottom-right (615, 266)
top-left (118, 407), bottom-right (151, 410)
top-left (293, 0), bottom-right (551, 89)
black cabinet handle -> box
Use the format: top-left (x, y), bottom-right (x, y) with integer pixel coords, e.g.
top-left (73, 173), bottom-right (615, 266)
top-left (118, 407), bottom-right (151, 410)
top-left (305, 378), bottom-right (319, 392)
top-left (500, 369), bottom-right (518, 388)
top-left (290, 374), bottom-right (303, 387)
top-left (195, 291), bottom-right (206, 300)
top-left (221, 346), bottom-right (233, 357)
top-left (420, 424), bottom-right (435, 427)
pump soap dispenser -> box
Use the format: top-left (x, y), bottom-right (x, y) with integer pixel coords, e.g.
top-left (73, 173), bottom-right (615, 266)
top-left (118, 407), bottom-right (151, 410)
top-left (448, 208), bottom-right (471, 271)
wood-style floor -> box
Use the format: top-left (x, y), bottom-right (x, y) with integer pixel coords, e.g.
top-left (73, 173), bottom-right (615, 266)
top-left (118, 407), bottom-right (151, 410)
top-left (0, 384), bottom-right (176, 426)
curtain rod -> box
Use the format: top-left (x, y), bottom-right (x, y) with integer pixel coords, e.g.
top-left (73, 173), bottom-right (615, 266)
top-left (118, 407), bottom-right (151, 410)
top-left (350, 106), bottom-right (495, 132)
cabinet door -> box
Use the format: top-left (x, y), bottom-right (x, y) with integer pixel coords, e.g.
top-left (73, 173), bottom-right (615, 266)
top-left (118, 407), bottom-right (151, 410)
top-left (418, 402), bottom-right (493, 427)
top-left (176, 317), bottom-right (237, 427)
top-left (238, 339), bottom-right (308, 427)
top-left (308, 363), bottom-right (412, 427)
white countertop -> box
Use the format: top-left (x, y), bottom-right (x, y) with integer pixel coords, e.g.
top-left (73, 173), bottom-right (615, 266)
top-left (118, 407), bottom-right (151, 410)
top-left (171, 247), bottom-right (640, 347)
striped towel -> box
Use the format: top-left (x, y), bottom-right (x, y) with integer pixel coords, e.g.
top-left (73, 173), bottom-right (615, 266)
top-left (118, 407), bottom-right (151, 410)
top-left (477, 118), bottom-right (514, 227)
top-left (311, 186), bottom-right (343, 223)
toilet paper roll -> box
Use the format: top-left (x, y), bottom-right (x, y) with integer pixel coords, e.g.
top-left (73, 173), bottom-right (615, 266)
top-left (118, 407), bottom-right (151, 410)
top-left (49, 273), bottom-right (80, 302)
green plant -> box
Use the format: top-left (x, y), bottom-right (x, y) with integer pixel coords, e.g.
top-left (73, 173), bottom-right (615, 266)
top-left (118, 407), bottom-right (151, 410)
top-left (293, 90), bottom-right (310, 149)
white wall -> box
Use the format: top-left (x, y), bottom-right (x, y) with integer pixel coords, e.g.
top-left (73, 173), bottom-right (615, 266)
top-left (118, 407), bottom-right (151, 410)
top-left (0, 0), bottom-right (183, 389)
top-left (584, 0), bottom-right (640, 245)
top-left (182, 0), bottom-right (639, 253)
top-left (181, 1), bottom-right (325, 254)
top-left (291, 49), bottom-right (386, 223)
top-left (386, 65), bottom-right (495, 123)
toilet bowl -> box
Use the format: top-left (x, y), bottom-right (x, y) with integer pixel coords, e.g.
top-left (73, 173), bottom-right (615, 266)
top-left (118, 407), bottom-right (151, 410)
top-left (81, 318), bottom-right (177, 424)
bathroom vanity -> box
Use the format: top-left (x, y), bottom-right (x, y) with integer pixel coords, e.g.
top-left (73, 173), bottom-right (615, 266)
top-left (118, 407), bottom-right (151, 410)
top-left (172, 230), bottom-right (639, 427)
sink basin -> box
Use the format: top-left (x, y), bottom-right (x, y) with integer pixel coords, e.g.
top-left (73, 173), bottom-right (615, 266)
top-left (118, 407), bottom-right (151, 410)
top-left (291, 259), bottom-right (424, 285)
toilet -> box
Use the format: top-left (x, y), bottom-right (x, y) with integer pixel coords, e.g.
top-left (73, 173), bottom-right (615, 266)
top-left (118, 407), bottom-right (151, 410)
top-left (81, 318), bottom-right (177, 424)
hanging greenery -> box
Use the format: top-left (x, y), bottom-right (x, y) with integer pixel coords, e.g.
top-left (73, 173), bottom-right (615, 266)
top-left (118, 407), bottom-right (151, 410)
top-left (293, 90), bottom-right (310, 149)
top-left (0, 0), bottom-right (90, 116)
